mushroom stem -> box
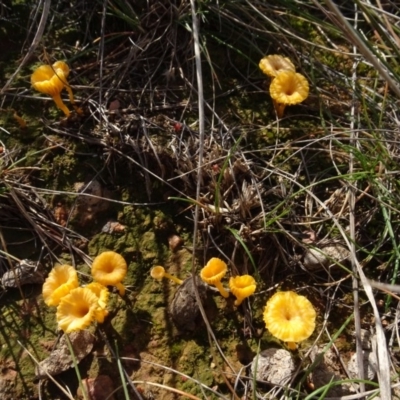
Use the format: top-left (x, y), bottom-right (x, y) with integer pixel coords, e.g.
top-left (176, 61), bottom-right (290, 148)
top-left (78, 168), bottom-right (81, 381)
top-left (287, 342), bottom-right (297, 351)
top-left (214, 281), bottom-right (229, 298)
top-left (273, 99), bottom-right (286, 118)
top-left (234, 298), bottom-right (244, 306)
top-left (95, 308), bottom-right (109, 323)
top-left (115, 282), bottom-right (126, 296)
top-left (163, 272), bottom-right (183, 285)
top-left (52, 93), bottom-right (70, 116)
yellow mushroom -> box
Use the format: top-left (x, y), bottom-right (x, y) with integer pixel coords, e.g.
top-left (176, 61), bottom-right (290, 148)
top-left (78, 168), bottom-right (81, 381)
top-left (259, 55), bottom-right (296, 78)
top-left (150, 266), bottom-right (183, 285)
top-left (56, 287), bottom-right (100, 333)
top-left (269, 70), bottom-right (309, 118)
top-left (229, 275), bottom-right (256, 306)
top-left (31, 61), bottom-right (76, 116)
top-left (91, 251), bottom-right (127, 296)
top-left (200, 257), bottom-right (229, 298)
top-left (263, 291), bottom-right (316, 350)
top-left (42, 264), bottom-right (79, 307)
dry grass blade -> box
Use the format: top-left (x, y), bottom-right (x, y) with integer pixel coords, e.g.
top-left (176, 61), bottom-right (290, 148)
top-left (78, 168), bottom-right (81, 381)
top-left (0, 0), bottom-right (50, 96)
top-left (313, 0), bottom-right (400, 98)
top-left (369, 280), bottom-right (400, 296)
top-left (6, 185), bottom-right (91, 265)
top-left (120, 357), bottom-right (231, 400)
top-left (18, 341), bottom-right (75, 400)
top-left (348, 5), bottom-right (365, 395)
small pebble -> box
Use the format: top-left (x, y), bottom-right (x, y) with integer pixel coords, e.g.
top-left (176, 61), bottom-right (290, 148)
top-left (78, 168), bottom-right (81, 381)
top-left (80, 375), bottom-right (116, 400)
top-left (303, 244), bottom-right (350, 271)
top-left (168, 234), bottom-right (184, 252)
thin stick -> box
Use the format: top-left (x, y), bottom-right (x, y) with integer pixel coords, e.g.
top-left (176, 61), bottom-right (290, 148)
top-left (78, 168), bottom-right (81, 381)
top-left (348, 3), bottom-right (365, 396)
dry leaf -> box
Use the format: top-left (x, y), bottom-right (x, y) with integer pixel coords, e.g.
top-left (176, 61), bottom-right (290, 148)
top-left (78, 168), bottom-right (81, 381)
top-left (35, 330), bottom-right (94, 379)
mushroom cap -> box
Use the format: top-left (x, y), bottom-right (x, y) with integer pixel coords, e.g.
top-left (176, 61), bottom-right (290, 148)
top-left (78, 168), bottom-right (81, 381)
top-left (263, 291), bottom-right (316, 344)
top-left (91, 251), bottom-right (127, 287)
top-left (42, 264), bottom-right (79, 307)
top-left (31, 64), bottom-right (67, 97)
top-left (150, 266), bottom-right (166, 280)
top-left (200, 257), bottom-right (228, 285)
top-left (269, 70), bottom-right (309, 105)
top-left (229, 275), bottom-right (256, 301)
top-left (259, 55), bottom-right (296, 78)
top-left (52, 61), bottom-right (70, 78)
top-left (56, 287), bottom-right (99, 333)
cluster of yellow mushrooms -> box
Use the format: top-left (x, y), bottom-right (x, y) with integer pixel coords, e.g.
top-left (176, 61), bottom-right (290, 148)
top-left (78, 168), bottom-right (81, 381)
top-left (259, 54), bottom-right (309, 118)
top-left (42, 251), bottom-right (127, 333)
top-left (151, 257), bottom-right (316, 350)
top-left (42, 251), bottom-right (316, 349)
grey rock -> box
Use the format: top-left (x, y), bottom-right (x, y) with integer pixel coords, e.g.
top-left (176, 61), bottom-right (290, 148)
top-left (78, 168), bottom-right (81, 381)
top-left (347, 350), bottom-right (378, 381)
top-left (303, 244), bottom-right (350, 271)
top-left (169, 276), bottom-right (207, 332)
top-left (250, 348), bottom-right (296, 385)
